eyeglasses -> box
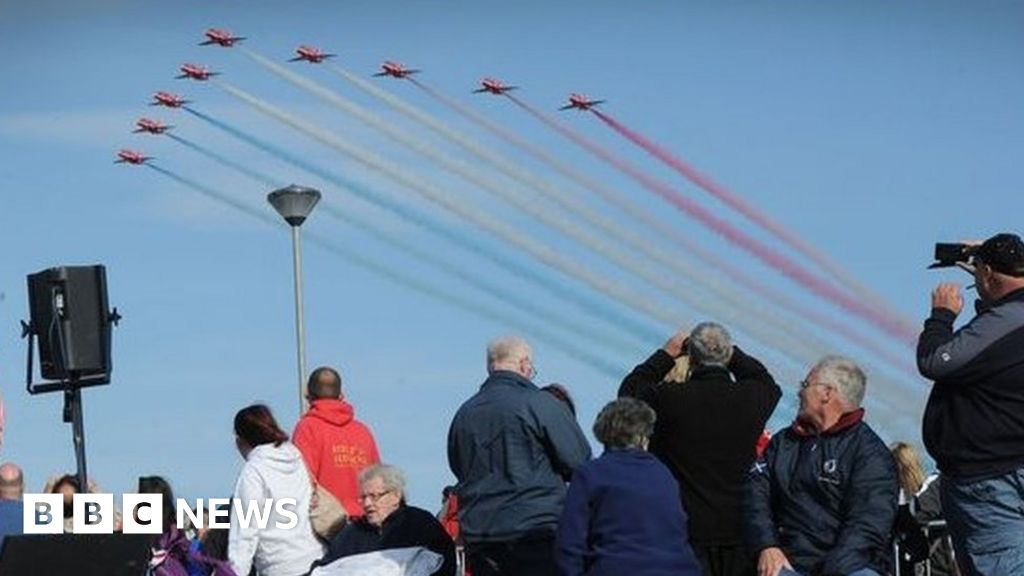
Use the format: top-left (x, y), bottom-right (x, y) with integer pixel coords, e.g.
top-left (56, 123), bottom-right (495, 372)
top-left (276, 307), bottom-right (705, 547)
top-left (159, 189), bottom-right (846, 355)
top-left (358, 489), bottom-right (393, 503)
top-left (799, 379), bottom-right (832, 390)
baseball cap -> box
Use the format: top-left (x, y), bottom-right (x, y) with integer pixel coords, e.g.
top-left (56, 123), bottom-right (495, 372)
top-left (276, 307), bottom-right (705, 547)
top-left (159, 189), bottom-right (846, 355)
top-left (975, 233), bottom-right (1024, 277)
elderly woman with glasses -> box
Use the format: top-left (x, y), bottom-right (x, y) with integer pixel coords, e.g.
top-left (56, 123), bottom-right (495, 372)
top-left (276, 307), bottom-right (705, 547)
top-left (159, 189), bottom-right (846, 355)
top-left (317, 464), bottom-right (456, 576)
top-left (555, 398), bottom-right (700, 576)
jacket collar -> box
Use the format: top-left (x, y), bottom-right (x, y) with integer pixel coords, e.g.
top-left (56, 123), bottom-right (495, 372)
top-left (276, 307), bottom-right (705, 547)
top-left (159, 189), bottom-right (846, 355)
top-left (481, 370), bottom-right (536, 390)
top-left (975, 286), bottom-right (1024, 314)
top-left (791, 408), bottom-right (865, 437)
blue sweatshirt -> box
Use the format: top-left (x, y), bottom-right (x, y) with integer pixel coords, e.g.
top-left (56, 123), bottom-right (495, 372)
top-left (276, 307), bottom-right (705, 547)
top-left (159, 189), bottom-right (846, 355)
top-left (555, 449), bottom-right (701, 576)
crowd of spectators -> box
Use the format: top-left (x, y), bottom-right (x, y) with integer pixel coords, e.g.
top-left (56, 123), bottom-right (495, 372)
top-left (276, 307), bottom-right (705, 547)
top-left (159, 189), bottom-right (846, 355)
top-left (1, 231), bottom-right (1022, 576)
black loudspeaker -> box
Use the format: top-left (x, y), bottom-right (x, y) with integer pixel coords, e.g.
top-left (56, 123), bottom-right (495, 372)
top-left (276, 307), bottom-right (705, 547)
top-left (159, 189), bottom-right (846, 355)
top-left (0, 534), bottom-right (152, 576)
top-left (27, 265), bottom-right (113, 382)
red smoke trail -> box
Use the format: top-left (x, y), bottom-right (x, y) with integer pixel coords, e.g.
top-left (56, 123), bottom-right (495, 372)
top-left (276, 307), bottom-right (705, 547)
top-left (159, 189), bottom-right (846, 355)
top-left (406, 79), bottom-right (912, 374)
top-left (591, 108), bottom-right (911, 330)
top-left (506, 94), bottom-right (915, 344)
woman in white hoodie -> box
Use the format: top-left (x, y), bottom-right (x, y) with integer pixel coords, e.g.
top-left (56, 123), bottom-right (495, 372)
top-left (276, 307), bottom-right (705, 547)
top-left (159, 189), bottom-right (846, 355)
top-left (229, 404), bottom-right (324, 576)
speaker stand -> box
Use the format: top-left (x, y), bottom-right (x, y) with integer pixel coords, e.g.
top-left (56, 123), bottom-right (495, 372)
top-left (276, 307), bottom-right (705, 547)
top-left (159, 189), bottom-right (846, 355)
top-left (63, 384), bottom-right (89, 492)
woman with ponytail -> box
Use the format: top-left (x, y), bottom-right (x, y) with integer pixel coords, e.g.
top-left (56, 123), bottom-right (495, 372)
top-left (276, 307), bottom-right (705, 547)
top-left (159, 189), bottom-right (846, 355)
top-left (228, 404), bottom-right (323, 576)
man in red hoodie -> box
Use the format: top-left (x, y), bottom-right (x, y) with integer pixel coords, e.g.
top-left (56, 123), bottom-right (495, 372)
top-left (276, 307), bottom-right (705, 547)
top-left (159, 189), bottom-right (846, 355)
top-left (293, 366), bottom-right (381, 518)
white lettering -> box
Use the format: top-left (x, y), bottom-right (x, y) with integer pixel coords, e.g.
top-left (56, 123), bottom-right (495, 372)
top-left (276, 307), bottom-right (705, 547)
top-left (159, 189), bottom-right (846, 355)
top-left (208, 498), bottom-right (231, 529)
top-left (274, 498), bottom-right (298, 529)
top-left (232, 498), bottom-right (274, 530)
top-left (177, 498), bottom-right (203, 530)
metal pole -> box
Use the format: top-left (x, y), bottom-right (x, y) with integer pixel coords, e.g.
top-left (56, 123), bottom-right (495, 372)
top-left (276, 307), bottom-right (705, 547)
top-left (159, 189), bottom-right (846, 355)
top-left (67, 387), bottom-right (88, 492)
top-left (290, 224), bottom-right (308, 415)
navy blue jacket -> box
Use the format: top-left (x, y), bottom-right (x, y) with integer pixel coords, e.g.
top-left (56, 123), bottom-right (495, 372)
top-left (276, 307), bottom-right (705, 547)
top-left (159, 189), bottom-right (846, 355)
top-left (918, 288), bottom-right (1024, 478)
top-left (319, 505), bottom-right (455, 576)
top-left (448, 370), bottom-right (592, 542)
top-left (555, 449), bottom-right (701, 576)
top-left (744, 412), bottom-right (898, 576)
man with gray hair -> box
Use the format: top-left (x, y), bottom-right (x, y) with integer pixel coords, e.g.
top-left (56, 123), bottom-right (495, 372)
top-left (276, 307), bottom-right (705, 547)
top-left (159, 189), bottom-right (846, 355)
top-left (619, 323), bottom-right (780, 576)
top-left (745, 356), bottom-right (898, 576)
top-left (449, 335), bottom-right (591, 576)
top-left (0, 462), bottom-right (24, 550)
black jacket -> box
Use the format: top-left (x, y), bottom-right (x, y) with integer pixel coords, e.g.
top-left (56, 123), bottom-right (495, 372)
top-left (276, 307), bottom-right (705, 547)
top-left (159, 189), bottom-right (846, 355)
top-left (918, 287), bottom-right (1024, 478)
top-left (618, 346), bottom-right (780, 546)
top-left (744, 412), bottom-right (898, 576)
top-left (319, 505), bottom-right (456, 576)
top-left (448, 370), bottom-right (592, 542)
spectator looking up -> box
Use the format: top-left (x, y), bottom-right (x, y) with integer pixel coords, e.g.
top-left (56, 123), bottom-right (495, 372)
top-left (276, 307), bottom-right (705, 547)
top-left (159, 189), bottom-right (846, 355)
top-left (555, 397), bottom-right (700, 576)
top-left (228, 404), bottom-right (323, 576)
top-left (745, 355), bottom-right (898, 576)
top-left (619, 323), bottom-right (781, 576)
top-left (293, 366), bottom-right (380, 518)
top-left (917, 232), bottom-right (1024, 576)
top-left (448, 336), bottom-right (592, 576)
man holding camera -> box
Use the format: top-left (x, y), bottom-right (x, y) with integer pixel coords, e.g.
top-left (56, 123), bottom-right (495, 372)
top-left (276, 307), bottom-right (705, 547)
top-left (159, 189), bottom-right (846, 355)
top-left (619, 323), bottom-right (781, 576)
top-left (918, 232), bottom-right (1024, 576)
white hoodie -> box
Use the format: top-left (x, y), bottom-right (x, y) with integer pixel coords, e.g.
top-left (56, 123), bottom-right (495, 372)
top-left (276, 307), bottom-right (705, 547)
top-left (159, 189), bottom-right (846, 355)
top-left (229, 441), bottom-right (325, 576)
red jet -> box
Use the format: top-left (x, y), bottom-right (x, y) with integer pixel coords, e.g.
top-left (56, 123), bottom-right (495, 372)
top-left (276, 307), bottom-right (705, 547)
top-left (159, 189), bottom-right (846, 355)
top-left (133, 118), bottom-right (172, 134)
top-left (200, 28), bottom-right (245, 47)
top-left (559, 93), bottom-right (606, 111)
top-left (177, 63), bottom-right (219, 81)
top-left (373, 60), bottom-right (419, 78)
top-left (289, 45), bottom-right (335, 64)
top-left (473, 77), bottom-right (517, 95)
top-left (115, 149), bottom-right (153, 165)
top-left (150, 91), bottom-right (191, 108)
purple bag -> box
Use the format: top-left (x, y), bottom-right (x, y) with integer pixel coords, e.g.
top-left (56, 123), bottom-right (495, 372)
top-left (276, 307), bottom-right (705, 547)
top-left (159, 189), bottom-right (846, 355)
top-left (148, 527), bottom-right (238, 576)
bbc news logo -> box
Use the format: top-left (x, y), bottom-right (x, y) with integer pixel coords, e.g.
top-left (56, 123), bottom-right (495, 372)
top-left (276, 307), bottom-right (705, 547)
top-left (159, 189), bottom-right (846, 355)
top-left (23, 494), bottom-right (299, 534)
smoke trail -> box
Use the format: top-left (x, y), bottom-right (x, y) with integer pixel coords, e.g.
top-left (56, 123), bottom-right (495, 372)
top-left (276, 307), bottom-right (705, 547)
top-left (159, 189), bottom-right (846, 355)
top-left (167, 132), bottom-right (644, 355)
top-left (591, 108), bottom-right (914, 332)
top-left (145, 163), bottom-right (626, 377)
top-left (183, 105), bottom-right (662, 343)
top-left (213, 82), bottom-right (705, 343)
top-left (507, 94), bottom-right (916, 344)
top-left (243, 51), bottom-right (836, 366)
top-left (167, 133), bottom-right (279, 188)
top-left (408, 78), bottom-right (916, 377)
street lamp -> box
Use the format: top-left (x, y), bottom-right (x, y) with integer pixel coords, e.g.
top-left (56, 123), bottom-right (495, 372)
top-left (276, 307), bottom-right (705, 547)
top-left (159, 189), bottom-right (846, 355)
top-left (268, 185), bottom-right (321, 414)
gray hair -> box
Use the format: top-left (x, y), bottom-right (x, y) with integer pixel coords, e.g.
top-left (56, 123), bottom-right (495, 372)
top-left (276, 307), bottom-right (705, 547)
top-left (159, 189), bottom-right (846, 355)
top-left (358, 464), bottom-right (406, 498)
top-left (487, 335), bottom-right (531, 370)
top-left (813, 355), bottom-right (867, 408)
top-left (688, 322), bottom-right (733, 368)
top-left (593, 398), bottom-right (656, 450)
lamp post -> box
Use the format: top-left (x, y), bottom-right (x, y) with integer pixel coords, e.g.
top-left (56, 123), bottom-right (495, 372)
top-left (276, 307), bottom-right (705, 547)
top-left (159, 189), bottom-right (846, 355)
top-left (268, 185), bottom-right (321, 415)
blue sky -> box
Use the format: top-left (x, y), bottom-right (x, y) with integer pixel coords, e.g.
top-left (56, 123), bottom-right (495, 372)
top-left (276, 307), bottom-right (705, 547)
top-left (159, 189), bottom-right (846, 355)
top-left (1, 0), bottom-right (1022, 509)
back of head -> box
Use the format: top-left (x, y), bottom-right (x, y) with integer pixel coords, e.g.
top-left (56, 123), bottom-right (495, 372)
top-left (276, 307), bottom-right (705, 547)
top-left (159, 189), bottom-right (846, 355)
top-left (0, 462), bottom-right (24, 500)
top-left (813, 355), bottom-right (867, 409)
top-left (688, 322), bottom-right (733, 368)
top-left (138, 475), bottom-right (176, 528)
top-left (890, 441), bottom-right (926, 495)
top-left (234, 404), bottom-right (289, 448)
top-left (486, 335), bottom-right (532, 374)
top-left (51, 474), bottom-right (80, 494)
top-left (593, 397), bottom-right (656, 450)
top-left (541, 383), bottom-right (576, 416)
top-left (307, 366), bottom-right (343, 400)
top-left (662, 356), bottom-right (691, 384)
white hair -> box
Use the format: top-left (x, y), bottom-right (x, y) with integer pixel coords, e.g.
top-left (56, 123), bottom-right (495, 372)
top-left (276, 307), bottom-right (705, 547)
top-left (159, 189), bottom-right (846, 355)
top-left (813, 355), bottom-right (867, 408)
top-left (688, 322), bottom-right (733, 368)
top-left (487, 335), bottom-right (532, 371)
top-left (358, 464), bottom-right (406, 498)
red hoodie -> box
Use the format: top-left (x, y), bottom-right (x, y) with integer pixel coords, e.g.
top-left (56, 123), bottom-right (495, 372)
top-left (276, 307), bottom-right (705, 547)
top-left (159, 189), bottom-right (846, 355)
top-left (293, 398), bottom-right (380, 517)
